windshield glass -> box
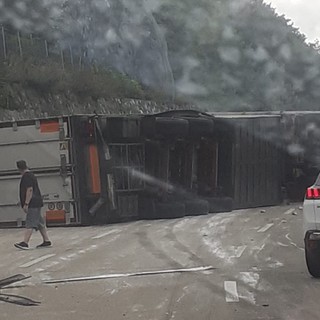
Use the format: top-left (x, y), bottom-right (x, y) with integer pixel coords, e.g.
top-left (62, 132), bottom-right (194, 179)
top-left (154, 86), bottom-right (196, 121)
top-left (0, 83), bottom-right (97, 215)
top-left (0, 0), bottom-right (319, 319)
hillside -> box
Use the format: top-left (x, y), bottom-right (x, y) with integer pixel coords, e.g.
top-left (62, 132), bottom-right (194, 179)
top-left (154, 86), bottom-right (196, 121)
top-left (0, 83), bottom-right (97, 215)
top-left (1, 0), bottom-right (320, 114)
top-left (153, 0), bottom-right (320, 111)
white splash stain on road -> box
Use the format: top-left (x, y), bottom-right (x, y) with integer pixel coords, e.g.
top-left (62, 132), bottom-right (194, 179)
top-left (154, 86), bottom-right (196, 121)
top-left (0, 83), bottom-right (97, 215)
top-left (257, 223), bottom-right (274, 233)
top-left (268, 261), bottom-right (284, 268)
top-left (277, 241), bottom-right (289, 247)
top-left (239, 288), bottom-right (256, 305)
top-left (239, 272), bottom-right (260, 289)
top-left (202, 214), bottom-right (246, 264)
top-left (285, 233), bottom-right (304, 251)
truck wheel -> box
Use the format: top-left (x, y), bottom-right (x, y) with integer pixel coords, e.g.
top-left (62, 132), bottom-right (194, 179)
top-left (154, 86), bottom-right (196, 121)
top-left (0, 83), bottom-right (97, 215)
top-left (185, 199), bottom-right (209, 216)
top-left (138, 198), bottom-right (156, 220)
top-left (305, 247), bottom-right (320, 278)
top-left (203, 197), bottom-right (233, 213)
top-left (155, 202), bottom-right (185, 219)
top-left (187, 118), bottom-right (214, 137)
top-left (142, 117), bottom-right (189, 138)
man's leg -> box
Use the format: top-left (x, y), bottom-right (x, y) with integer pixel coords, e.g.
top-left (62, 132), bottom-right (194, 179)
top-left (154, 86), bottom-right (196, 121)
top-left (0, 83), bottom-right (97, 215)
top-left (39, 226), bottom-right (50, 242)
top-left (37, 209), bottom-right (51, 247)
top-left (14, 210), bottom-right (34, 250)
top-left (24, 228), bottom-right (33, 244)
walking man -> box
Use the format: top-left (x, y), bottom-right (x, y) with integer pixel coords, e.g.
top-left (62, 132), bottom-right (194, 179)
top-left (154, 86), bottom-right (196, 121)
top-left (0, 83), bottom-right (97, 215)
top-left (14, 160), bottom-right (52, 250)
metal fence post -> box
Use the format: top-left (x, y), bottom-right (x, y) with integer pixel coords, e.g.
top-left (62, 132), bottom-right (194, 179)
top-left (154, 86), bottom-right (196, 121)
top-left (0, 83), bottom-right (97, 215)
top-left (45, 40), bottom-right (49, 57)
top-left (69, 45), bottom-right (74, 67)
top-left (17, 31), bottom-right (23, 57)
top-left (1, 26), bottom-right (7, 59)
top-left (79, 54), bottom-right (82, 70)
top-left (60, 48), bottom-right (65, 70)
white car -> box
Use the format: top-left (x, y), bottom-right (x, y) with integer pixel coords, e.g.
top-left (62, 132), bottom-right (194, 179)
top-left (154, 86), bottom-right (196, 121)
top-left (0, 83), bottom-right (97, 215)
top-left (303, 181), bottom-right (320, 277)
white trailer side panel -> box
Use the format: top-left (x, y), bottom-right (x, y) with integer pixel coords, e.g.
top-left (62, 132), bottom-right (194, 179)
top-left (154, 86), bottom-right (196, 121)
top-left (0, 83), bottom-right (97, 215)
top-left (0, 122), bottom-right (70, 172)
top-left (0, 118), bottom-right (79, 226)
top-left (0, 174), bottom-right (75, 224)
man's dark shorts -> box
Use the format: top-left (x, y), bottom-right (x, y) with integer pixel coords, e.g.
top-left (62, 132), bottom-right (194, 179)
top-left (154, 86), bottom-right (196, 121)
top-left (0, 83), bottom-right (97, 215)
top-left (26, 208), bottom-right (46, 231)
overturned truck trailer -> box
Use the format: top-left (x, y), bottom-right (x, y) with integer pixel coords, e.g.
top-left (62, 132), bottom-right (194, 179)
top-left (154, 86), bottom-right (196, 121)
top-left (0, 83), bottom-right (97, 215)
top-left (0, 117), bottom-right (78, 226)
top-left (0, 110), bottom-right (285, 227)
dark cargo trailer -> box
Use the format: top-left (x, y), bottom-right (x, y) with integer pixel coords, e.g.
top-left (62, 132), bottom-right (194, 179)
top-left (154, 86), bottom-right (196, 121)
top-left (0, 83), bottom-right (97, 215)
top-left (3, 110), bottom-right (314, 227)
top-left (213, 114), bottom-right (283, 209)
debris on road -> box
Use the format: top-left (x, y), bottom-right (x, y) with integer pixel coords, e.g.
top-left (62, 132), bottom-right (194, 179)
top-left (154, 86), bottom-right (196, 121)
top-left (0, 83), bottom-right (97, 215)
top-left (44, 266), bottom-right (215, 284)
top-left (0, 274), bottom-right (40, 307)
top-left (0, 274), bottom-right (30, 288)
top-left (260, 210), bottom-right (266, 213)
top-left (0, 294), bottom-right (40, 306)
top-left (284, 208), bottom-right (295, 215)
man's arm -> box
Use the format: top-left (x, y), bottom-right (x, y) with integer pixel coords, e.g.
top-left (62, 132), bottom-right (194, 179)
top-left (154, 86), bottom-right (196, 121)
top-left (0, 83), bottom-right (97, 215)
top-left (23, 187), bottom-right (33, 212)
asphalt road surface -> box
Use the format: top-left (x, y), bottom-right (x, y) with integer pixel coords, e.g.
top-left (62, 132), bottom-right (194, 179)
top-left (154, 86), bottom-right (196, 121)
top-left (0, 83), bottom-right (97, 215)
top-left (0, 205), bottom-right (318, 320)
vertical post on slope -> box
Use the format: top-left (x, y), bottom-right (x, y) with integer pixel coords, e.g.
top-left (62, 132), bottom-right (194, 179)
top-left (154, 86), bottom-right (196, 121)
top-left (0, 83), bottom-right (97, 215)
top-left (60, 48), bottom-right (65, 70)
top-left (69, 44), bottom-right (74, 67)
top-left (1, 26), bottom-right (7, 59)
top-left (79, 54), bottom-right (82, 70)
top-left (30, 33), bottom-right (33, 45)
top-left (44, 40), bottom-right (49, 57)
top-left (17, 31), bottom-right (23, 57)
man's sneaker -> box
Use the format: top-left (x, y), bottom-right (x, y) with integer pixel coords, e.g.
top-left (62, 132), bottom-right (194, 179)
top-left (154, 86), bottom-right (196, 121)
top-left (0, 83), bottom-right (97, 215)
top-left (14, 242), bottom-right (29, 250)
top-left (36, 241), bottom-right (52, 248)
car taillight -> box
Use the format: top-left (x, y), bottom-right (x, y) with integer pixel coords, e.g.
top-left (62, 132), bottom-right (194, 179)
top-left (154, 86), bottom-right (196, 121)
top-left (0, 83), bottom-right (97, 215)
top-left (306, 187), bottom-right (320, 199)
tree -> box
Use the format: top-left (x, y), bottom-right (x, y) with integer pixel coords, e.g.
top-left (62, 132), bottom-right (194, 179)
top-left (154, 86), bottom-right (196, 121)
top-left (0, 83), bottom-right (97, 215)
top-left (153, 0), bottom-right (320, 111)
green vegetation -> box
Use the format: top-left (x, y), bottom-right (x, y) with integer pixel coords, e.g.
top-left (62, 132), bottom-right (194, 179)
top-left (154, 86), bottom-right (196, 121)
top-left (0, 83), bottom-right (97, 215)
top-left (0, 27), bottom-right (170, 110)
top-left (1, 0), bottom-right (320, 112)
top-left (0, 56), bottom-right (147, 110)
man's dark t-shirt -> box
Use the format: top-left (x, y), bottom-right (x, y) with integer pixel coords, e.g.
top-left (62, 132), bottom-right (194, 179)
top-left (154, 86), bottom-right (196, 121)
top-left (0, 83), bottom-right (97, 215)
top-left (20, 171), bottom-right (44, 208)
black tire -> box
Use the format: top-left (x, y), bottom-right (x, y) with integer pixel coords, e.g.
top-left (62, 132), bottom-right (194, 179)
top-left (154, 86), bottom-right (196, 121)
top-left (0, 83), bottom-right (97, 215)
top-left (155, 202), bottom-right (185, 219)
top-left (103, 118), bottom-right (141, 141)
top-left (142, 117), bottom-right (189, 138)
top-left (305, 248), bottom-right (320, 278)
top-left (203, 197), bottom-right (233, 213)
top-left (187, 118), bottom-right (214, 137)
top-left (185, 199), bottom-right (209, 216)
top-left (138, 198), bottom-right (156, 220)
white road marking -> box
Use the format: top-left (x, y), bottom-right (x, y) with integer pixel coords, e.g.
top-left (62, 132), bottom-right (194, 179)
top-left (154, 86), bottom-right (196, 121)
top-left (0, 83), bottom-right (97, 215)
top-left (257, 223), bottom-right (274, 233)
top-left (92, 229), bottom-right (119, 239)
top-left (224, 281), bottom-right (239, 302)
top-left (20, 254), bottom-right (56, 268)
top-left (284, 208), bottom-right (295, 215)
